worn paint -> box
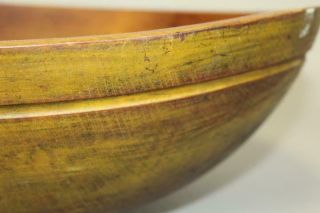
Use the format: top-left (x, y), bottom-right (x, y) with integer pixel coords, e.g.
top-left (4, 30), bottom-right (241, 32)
top-left (300, 8), bottom-right (316, 38)
top-left (0, 7), bottom-right (319, 106)
top-left (0, 5), bottom-right (319, 213)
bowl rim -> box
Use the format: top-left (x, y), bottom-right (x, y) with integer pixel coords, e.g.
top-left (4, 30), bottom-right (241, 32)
top-left (0, 6), bottom-right (319, 48)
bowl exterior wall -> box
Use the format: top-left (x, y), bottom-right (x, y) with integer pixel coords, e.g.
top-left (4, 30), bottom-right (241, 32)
top-left (0, 64), bottom-right (299, 212)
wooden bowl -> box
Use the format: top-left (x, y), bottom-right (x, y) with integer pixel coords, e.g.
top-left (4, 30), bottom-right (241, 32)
top-left (0, 4), bottom-right (319, 213)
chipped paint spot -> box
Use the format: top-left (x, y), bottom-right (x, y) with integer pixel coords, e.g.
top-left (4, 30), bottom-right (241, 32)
top-left (300, 8), bottom-right (316, 38)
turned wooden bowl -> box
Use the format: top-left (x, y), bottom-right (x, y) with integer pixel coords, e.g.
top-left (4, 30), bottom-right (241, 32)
top-left (0, 4), bottom-right (319, 213)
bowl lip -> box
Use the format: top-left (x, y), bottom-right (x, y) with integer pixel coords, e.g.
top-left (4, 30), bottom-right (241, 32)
top-left (0, 6), bottom-right (319, 49)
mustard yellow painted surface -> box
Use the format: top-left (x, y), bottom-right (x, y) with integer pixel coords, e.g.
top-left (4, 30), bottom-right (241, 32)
top-left (0, 5), bottom-right (319, 213)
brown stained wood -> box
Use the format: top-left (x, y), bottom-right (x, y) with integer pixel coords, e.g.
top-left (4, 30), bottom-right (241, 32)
top-left (0, 5), bottom-right (246, 40)
top-left (0, 4), bottom-right (319, 213)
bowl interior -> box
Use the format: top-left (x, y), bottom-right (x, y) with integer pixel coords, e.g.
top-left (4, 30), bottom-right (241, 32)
top-left (0, 5), bottom-right (247, 40)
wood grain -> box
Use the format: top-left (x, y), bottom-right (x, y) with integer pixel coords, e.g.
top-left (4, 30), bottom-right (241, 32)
top-left (0, 4), bottom-right (319, 213)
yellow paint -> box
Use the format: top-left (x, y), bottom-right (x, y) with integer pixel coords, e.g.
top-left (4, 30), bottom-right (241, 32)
top-left (0, 8), bottom-right (319, 106)
top-left (0, 58), bottom-right (302, 120)
top-left (0, 6), bottom-right (319, 213)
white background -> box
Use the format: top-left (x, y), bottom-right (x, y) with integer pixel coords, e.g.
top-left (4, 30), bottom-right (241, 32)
top-left (1, 1), bottom-right (319, 213)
